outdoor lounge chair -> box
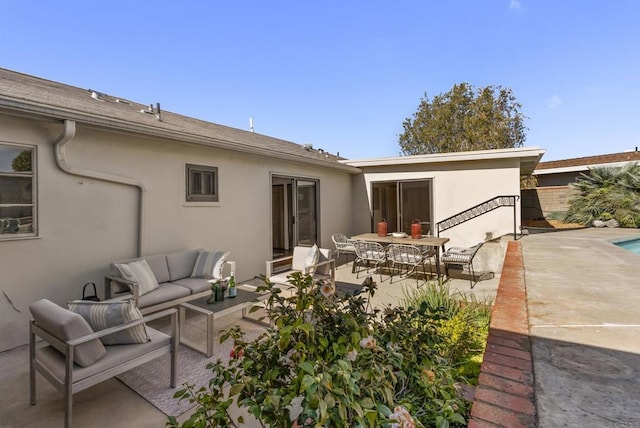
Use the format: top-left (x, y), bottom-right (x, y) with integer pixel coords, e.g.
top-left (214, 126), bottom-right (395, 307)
top-left (266, 245), bottom-right (335, 296)
top-left (441, 242), bottom-right (484, 288)
top-left (29, 299), bottom-right (177, 428)
top-left (331, 233), bottom-right (357, 269)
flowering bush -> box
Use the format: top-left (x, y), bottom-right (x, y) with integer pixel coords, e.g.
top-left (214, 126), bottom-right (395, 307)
top-left (168, 273), bottom-right (471, 427)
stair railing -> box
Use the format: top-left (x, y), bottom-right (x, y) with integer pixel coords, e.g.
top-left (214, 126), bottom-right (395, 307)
top-left (436, 195), bottom-right (520, 239)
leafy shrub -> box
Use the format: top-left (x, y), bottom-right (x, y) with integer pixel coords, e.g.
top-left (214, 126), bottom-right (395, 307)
top-left (565, 162), bottom-right (640, 228)
top-left (402, 281), bottom-right (491, 374)
top-left (168, 274), bottom-right (477, 428)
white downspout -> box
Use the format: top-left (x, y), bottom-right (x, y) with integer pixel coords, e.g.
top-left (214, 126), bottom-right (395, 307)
top-left (53, 119), bottom-right (148, 256)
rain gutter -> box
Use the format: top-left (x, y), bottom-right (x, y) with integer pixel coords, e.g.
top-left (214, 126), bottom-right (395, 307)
top-left (53, 119), bottom-right (148, 256)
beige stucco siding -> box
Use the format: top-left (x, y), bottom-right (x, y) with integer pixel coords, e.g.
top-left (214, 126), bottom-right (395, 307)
top-left (0, 116), bottom-right (353, 352)
top-left (355, 158), bottom-right (522, 248)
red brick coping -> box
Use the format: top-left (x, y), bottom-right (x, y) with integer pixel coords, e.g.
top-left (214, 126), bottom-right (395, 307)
top-left (468, 241), bottom-right (537, 427)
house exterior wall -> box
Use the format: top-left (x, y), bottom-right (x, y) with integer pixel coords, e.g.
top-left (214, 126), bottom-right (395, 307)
top-left (353, 158), bottom-right (522, 248)
top-left (0, 115), bottom-right (353, 352)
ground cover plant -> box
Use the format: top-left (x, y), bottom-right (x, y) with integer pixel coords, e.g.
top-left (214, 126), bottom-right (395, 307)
top-left (168, 274), bottom-right (490, 427)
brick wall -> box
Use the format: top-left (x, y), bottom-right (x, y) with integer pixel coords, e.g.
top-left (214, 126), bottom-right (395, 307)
top-left (468, 241), bottom-right (537, 427)
top-left (521, 187), bottom-right (577, 220)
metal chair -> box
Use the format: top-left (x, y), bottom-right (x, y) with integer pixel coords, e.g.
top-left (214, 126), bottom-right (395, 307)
top-left (386, 244), bottom-right (427, 285)
top-left (353, 240), bottom-right (388, 282)
top-left (441, 242), bottom-right (484, 288)
top-left (331, 233), bottom-right (356, 269)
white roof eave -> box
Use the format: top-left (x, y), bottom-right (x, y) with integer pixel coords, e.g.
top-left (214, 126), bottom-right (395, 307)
top-left (342, 147), bottom-right (545, 173)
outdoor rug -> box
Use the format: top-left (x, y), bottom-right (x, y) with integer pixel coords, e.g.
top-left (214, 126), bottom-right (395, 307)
top-left (117, 317), bottom-right (266, 417)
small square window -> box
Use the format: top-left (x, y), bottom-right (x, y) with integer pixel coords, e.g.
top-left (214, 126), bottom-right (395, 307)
top-left (186, 164), bottom-right (218, 202)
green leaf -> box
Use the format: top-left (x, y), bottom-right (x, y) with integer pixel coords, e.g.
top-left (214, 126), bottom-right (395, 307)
top-left (299, 322), bottom-right (314, 334)
top-left (360, 397), bottom-right (375, 409)
top-left (377, 403), bottom-right (392, 417)
top-left (299, 361), bottom-right (315, 375)
top-left (300, 374), bottom-right (316, 392)
top-left (229, 383), bottom-right (244, 396)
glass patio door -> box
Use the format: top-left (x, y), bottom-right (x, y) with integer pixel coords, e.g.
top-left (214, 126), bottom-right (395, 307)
top-left (295, 179), bottom-right (318, 246)
top-left (271, 175), bottom-right (319, 258)
top-left (372, 180), bottom-right (432, 235)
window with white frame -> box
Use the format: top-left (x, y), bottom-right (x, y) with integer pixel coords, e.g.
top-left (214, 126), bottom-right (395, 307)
top-left (0, 142), bottom-right (36, 237)
top-left (186, 164), bottom-right (218, 202)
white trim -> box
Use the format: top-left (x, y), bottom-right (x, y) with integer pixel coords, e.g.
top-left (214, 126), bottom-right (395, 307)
top-left (534, 161), bottom-right (636, 176)
top-left (341, 147), bottom-right (545, 169)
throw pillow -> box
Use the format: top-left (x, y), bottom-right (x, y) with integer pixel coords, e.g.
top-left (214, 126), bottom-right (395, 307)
top-left (191, 250), bottom-right (230, 279)
top-left (67, 299), bottom-right (149, 345)
top-left (114, 259), bottom-right (159, 296)
top-left (29, 299), bottom-right (106, 367)
top-left (304, 244), bottom-right (320, 274)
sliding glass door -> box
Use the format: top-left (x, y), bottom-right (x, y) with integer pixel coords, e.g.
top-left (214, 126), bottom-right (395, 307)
top-left (271, 175), bottom-right (319, 258)
top-left (372, 180), bottom-right (432, 235)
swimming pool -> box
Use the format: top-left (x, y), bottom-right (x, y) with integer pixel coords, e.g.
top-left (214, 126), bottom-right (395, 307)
top-left (614, 238), bottom-right (640, 255)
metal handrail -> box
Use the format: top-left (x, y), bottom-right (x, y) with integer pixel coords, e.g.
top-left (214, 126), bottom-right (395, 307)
top-left (436, 195), bottom-right (520, 239)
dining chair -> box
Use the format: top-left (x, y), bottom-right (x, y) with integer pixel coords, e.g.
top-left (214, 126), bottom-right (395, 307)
top-left (441, 242), bottom-right (484, 288)
top-left (331, 233), bottom-right (357, 269)
top-left (353, 240), bottom-right (388, 282)
top-left (386, 244), bottom-right (427, 285)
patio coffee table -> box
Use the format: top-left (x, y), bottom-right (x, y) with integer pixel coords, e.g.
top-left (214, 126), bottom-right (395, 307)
top-left (178, 287), bottom-right (266, 357)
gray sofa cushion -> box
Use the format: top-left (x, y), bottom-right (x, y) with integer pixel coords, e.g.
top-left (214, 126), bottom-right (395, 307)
top-left (67, 299), bottom-right (149, 345)
top-left (171, 277), bottom-right (212, 294)
top-left (144, 254), bottom-right (170, 284)
top-left (166, 249), bottom-right (200, 281)
top-left (137, 283), bottom-right (190, 308)
top-left (34, 327), bottom-right (170, 383)
top-left (29, 299), bottom-right (106, 368)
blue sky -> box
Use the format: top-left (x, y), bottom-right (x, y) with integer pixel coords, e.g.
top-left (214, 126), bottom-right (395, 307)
top-left (2, 1), bottom-right (639, 161)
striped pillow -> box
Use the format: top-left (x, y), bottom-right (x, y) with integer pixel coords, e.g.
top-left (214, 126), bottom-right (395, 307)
top-left (114, 259), bottom-right (159, 296)
top-left (191, 250), bottom-right (230, 279)
top-left (67, 299), bottom-right (149, 345)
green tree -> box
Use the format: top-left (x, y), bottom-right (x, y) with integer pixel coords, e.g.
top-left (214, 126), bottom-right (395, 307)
top-left (399, 83), bottom-right (527, 155)
top-left (565, 162), bottom-right (640, 228)
top-left (11, 150), bottom-right (32, 172)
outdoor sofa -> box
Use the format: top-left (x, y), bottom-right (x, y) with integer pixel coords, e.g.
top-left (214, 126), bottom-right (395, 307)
top-left (104, 249), bottom-right (235, 314)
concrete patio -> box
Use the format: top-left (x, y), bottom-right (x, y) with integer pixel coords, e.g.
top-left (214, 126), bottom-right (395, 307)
top-left (1, 228), bottom-right (638, 427)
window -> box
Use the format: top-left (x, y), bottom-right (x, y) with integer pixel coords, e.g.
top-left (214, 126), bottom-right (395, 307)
top-left (186, 164), bottom-right (218, 202)
top-left (372, 180), bottom-right (432, 235)
top-left (0, 143), bottom-right (36, 238)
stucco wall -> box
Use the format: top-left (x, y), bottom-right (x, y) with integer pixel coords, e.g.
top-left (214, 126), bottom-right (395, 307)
top-left (355, 159), bottom-right (522, 248)
top-left (0, 116), bottom-right (353, 351)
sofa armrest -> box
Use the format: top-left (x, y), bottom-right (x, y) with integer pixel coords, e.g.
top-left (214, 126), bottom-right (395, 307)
top-left (266, 255), bottom-right (293, 278)
top-left (302, 259), bottom-right (336, 285)
top-left (104, 275), bottom-right (140, 303)
top-left (66, 308), bottom-right (177, 347)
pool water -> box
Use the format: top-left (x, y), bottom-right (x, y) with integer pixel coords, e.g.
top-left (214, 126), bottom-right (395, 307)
top-left (614, 238), bottom-right (640, 255)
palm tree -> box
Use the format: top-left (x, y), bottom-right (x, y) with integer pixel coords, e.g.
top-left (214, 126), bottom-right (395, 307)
top-left (565, 162), bottom-right (640, 228)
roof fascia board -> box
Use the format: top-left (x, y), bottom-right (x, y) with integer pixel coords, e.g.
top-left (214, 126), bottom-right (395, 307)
top-left (0, 96), bottom-right (361, 174)
top-left (534, 161), bottom-right (635, 176)
top-left (342, 147), bottom-right (545, 168)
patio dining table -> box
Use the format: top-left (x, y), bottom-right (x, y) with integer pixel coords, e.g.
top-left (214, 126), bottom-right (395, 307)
top-left (350, 233), bottom-right (449, 278)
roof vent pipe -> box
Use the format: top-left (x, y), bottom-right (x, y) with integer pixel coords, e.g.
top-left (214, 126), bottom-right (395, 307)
top-left (249, 117), bottom-right (254, 133)
top-left (155, 103), bottom-right (162, 121)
